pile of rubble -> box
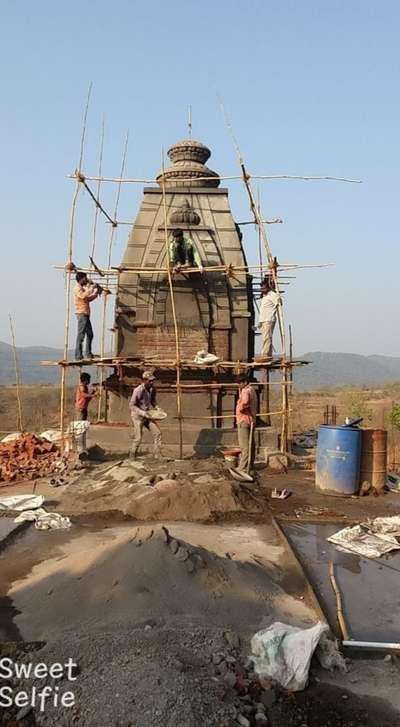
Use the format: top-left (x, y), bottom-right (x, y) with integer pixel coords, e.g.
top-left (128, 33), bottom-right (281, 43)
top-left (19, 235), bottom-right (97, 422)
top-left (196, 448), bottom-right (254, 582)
top-left (0, 433), bottom-right (66, 484)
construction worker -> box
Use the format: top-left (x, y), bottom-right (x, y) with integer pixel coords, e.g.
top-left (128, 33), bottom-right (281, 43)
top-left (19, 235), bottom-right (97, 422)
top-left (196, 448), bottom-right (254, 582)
top-left (129, 371), bottom-right (162, 460)
top-left (258, 279), bottom-right (280, 359)
top-left (74, 272), bottom-right (102, 361)
top-left (75, 372), bottom-right (98, 421)
top-left (236, 375), bottom-right (257, 475)
top-left (169, 229), bottom-right (203, 272)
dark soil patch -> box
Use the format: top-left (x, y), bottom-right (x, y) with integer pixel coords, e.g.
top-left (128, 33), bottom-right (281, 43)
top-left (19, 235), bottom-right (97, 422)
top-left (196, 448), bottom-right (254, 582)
top-left (270, 681), bottom-right (400, 727)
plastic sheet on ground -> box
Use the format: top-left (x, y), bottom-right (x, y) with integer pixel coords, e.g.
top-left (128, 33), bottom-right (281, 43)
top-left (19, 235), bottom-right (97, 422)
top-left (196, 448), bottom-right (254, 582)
top-left (249, 621), bottom-right (329, 691)
top-left (0, 494), bottom-right (45, 511)
top-left (14, 507), bottom-right (72, 530)
top-left (40, 429), bottom-right (63, 443)
top-left (328, 516), bottom-right (400, 558)
top-left (1, 432), bottom-right (22, 443)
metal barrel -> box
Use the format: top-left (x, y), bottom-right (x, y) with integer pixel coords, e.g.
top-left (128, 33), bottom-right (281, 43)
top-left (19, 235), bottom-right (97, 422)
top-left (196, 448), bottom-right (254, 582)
top-left (316, 425), bottom-right (362, 496)
top-left (360, 428), bottom-right (387, 491)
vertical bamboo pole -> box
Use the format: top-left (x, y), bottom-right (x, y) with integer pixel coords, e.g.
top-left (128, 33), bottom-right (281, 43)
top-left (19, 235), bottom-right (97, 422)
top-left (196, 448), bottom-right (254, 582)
top-left (281, 366), bottom-right (289, 453)
top-left (8, 315), bottom-right (23, 432)
top-left (60, 83), bottom-right (92, 441)
top-left (289, 324), bottom-right (293, 396)
top-left (160, 149), bottom-right (183, 459)
top-left (97, 131), bottom-right (128, 421)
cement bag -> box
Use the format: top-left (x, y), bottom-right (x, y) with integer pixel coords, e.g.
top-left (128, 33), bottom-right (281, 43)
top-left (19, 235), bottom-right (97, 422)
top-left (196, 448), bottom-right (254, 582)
top-left (249, 621), bottom-right (329, 691)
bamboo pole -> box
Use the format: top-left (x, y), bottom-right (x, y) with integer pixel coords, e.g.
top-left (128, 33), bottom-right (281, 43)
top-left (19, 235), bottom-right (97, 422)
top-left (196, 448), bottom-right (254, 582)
top-left (90, 117), bottom-right (105, 260)
top-left (329, 561), bottom-right (350, 641)
top-left (160, 148), bottom-right (183, 459)
top-left (60, 83), bottom-right (92, 441)
top-left (110, 217), bottom-right (284, 226)
top-left (68, 172), bottom-right (362, 185)
top-left (97, 130), bottom-right (129, 421)
top-left (8, 314), bottom-right (23, 432)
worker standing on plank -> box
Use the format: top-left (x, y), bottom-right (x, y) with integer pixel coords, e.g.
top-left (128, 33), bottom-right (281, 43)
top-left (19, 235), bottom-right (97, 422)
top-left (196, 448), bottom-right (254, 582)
top-left (258, 279), bottom-right (280, 359)
top-left (169, 228), bottom-right (203, 272)
top-left (74, 272), bottom-right (102, 361)
top-left (236, 375), bottom-right (257, 475)
top-left (129, 371), bottom-right (162, 460)
top-left (75, 372), bottom-right (98, 421)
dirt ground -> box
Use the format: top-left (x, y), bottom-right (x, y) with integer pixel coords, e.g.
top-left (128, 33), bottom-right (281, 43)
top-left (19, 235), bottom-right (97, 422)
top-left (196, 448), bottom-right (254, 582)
top-left (0, 445), bottom-right (399, 725)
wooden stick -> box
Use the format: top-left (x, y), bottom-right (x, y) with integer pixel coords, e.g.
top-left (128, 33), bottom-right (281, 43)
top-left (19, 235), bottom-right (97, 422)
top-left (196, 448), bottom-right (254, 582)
top-left (174, 409), bottom-right (289, 421)
top-left (247, 421), bottom-right (255, 473)
top-left (8, 314), bottom-right (23, 432)
top-left (329, 561), bottom-right (350, 641)
top-left (105, 217), bottom-right (284, 226)
top-left (68, 172), bottom-right (362, 184)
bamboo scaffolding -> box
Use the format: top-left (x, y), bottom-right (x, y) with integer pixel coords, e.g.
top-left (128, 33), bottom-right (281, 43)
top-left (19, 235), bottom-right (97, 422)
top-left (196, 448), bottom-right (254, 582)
top-left (60, 83), bottom-right (92, 440)
top-left (68, 171), bottom-right (362, 185)
top-left (160, 148), bottom-right (183, 459)
top-left (104, 217), bottom-right (284, 226)
top-left (52, 262), bottom-right (333, 275)
top-left (97, 131), bottom-right (129, 421)
top-left (8, 314), bottom-right (23, 432)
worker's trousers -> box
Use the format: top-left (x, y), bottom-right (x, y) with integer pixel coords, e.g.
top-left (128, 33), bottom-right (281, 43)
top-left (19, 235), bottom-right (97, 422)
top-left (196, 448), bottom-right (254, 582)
top-left (130, 417), bottom-right (162, 458)
top-left (261, 319), bottom-right (276, 357)
top-left (237, 421), bottom-right (256, 473)
top-left (75, 314), bottom-right (94, 360)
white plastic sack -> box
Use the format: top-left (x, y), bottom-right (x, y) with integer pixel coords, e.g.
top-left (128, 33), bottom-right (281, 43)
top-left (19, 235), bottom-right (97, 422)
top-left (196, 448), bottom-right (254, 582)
top-left (249, 621), bottom-right (329, 691)
top-left (0, 494), bottom-right (45, 511)
top-left (40, 429), bottom-right (63, 443)
top-left (1, 432), bottom-right (22, 443)
top-left (14, 508), bottom-right (71, 530)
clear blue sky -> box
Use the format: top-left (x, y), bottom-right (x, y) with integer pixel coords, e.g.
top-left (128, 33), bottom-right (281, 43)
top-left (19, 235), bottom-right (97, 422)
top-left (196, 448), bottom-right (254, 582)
top-left (1, 0), bottom-right (398, 355)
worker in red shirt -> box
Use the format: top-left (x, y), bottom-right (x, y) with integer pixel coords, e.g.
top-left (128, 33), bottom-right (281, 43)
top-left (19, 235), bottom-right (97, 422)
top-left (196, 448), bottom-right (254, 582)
top-left (75, 373), bottom-right (97, 421)
top-left (236, 374), bottom-right (257, 475)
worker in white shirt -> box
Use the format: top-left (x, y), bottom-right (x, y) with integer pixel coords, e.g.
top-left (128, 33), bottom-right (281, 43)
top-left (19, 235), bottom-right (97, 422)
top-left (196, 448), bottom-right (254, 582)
top-left (257, 280), bottom-right (280, 358)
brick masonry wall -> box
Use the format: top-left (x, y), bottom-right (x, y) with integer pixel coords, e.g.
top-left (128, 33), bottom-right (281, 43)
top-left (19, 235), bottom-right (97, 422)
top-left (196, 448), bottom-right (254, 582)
top-left (136, 326), bottom-right (229, 360)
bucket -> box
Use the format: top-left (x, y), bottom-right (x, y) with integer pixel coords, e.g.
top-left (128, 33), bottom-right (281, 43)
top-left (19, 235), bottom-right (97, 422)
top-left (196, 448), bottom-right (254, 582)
top-left (316, 425), bottom-right (362, 496)
top-left (360, 428), bottom-right (387, 491)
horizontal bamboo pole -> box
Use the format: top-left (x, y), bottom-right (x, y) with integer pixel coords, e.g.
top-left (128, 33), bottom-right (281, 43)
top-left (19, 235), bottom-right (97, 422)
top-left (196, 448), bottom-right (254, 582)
top-left (106, 217), bottom-right (284, 226)
top-left (52, 262), bottom-right (333, 275)
top-left (69, 171), bottom-right (362, 185)
top-left (41, 356), bottom-right (308, 369)
top-left (173, 409), bottom-right (290, 420)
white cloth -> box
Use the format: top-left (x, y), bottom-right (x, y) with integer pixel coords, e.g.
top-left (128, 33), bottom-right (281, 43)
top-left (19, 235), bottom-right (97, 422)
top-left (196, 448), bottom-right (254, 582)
top-left (258, 291), bottom-right (279, 324)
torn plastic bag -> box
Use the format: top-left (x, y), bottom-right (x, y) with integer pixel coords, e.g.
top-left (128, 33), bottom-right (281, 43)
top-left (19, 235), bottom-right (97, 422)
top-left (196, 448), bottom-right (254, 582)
top-left (249, 621), bottom-right (329, 691)
top-left (14, 508), bottom-right (71, 530)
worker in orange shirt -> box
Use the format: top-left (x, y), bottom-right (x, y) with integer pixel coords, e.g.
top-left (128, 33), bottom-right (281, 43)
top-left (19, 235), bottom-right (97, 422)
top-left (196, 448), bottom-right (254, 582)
top-left (236, 375), bottom-right (257, 475)
top-left (75, 373), bottom-right (98, 421)
top-left (73, 272), bottom-right (102, 361)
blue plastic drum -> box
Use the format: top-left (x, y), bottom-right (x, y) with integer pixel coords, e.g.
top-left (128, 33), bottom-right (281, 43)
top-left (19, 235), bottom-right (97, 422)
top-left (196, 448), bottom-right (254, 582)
top-left (316, 425), bottom-right (362, 496)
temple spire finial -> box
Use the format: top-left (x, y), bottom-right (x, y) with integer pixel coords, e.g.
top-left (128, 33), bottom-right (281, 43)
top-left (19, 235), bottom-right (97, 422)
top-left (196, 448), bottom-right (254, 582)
top-left (188, 105), bottom-right (192, 138)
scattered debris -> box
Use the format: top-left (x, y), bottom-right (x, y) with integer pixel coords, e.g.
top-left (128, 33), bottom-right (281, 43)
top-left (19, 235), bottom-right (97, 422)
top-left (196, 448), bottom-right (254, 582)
top-left (387, 472), bottom-right (400, 493)
top-left (271, 488), bottom-right (290, 500)
top-left (328, 516), bottom-right (400, 558)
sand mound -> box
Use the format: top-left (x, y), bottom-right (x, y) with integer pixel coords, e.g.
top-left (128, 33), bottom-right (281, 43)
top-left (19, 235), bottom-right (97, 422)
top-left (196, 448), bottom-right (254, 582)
top-left (60, 460), bottom-right (263, 521)
top-left (9, 524), bottom-right (314, 641)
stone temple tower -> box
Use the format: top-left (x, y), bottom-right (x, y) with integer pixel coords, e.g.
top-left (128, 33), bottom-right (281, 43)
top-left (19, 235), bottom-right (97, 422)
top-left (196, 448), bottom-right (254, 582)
top-left (107, 138), bottom-right (256, 453)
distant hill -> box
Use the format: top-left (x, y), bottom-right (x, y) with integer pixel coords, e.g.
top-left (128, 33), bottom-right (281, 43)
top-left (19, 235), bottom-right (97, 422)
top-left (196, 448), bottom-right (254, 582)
top-left (0, 341), bottom-right (63, 385)
top-left (1, 342), bottom-right (400, 390)
top-left (294, 351), bottom-right (400, 390)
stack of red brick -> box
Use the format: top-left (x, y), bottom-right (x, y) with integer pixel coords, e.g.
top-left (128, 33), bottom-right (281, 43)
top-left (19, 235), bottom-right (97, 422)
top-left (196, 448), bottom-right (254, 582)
top-left (0, 434), bottom-right (63, 484)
